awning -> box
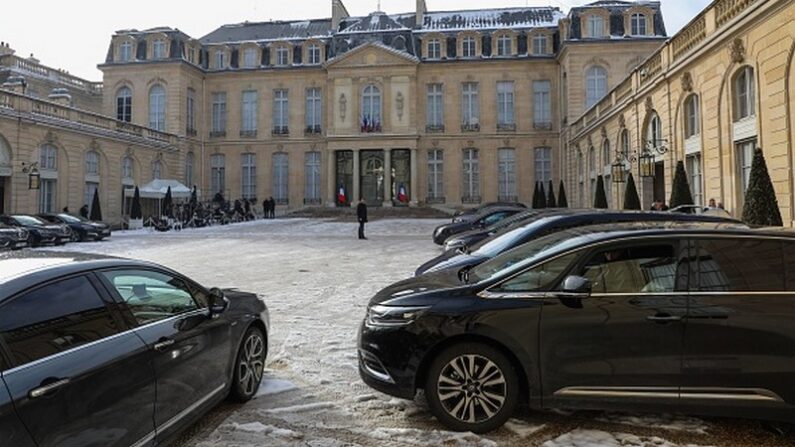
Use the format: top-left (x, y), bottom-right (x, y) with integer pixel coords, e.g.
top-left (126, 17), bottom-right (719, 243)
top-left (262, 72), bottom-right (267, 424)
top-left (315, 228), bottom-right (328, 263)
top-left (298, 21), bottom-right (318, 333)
top-left (124, 179), bottom-right (194, 199)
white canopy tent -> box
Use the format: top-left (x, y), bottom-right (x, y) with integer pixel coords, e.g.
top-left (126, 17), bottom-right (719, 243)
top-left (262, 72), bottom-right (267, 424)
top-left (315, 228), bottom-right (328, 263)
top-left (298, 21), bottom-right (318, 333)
top-left (124, 179), bottom-right (193, 199)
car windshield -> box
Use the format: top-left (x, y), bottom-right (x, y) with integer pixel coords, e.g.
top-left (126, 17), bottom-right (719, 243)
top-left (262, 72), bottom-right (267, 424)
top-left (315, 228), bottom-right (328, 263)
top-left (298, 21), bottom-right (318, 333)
top-left (12, 215), bottom-right (46, 225)
top-left (58, 214), bottom-right (85, 223)
top-left (472, 216), bottom-right (566, 257)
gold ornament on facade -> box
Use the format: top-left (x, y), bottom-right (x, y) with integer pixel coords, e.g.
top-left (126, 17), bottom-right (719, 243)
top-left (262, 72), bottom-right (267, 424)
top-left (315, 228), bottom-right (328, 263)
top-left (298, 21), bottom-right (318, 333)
top-left (730, 38), bottom-right (746, 64)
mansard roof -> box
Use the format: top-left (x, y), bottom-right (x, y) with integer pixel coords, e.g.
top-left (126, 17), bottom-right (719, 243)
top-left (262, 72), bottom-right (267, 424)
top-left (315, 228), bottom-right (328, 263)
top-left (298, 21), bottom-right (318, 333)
top-left (200, 19), bottom-right (333, 44)
top-left (567, 1), bottom-right (667, 39)
top-left (418, 7), bottom-right (564, 32)
top-left (338, 11), bottom-right (411, 34)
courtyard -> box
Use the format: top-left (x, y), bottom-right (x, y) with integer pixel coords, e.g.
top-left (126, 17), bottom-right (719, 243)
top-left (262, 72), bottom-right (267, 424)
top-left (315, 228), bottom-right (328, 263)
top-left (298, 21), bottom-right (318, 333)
top-left (42, 217), bottom-right (795, 447)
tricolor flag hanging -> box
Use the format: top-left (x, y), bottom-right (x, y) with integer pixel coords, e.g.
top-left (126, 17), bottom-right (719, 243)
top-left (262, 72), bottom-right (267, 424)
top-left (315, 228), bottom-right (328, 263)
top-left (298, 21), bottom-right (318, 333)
top-left (398, 184), bottom-right (409, 203)
top-left (338, 184), bottom-right (347, 205)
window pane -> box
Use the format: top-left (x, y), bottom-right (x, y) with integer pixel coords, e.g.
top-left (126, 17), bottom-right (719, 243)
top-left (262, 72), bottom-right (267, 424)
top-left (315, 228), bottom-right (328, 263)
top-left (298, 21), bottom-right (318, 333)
top-left (694, 239), bottom-right (784, 292)
top-left (581, 245), bottom-right (679, 294)
top-left (535, 147), bottom-right (552, 183)
top-left (0, 275), bottom-right (119, 365)
top-left (497, 253), bottom-right (577, 293)
top-left (100, 270), bottom-right (198, 325)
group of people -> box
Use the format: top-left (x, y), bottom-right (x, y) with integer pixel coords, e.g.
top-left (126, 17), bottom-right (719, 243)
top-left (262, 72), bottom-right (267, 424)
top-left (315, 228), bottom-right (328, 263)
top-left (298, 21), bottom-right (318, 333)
top-left (262, 197), bottom-right (277, 219)
top-left (650, 198), bottom-right (726, 212)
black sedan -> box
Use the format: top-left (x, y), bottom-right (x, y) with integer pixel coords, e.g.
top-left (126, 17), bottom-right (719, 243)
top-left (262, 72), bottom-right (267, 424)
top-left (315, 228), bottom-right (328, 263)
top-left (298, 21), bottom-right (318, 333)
top-left (38, 213), bottom-right (112, 242)
top-left (451, 202), bottom-right (527, 223)
top-left (360, 223), bottom-right (795, 433)
top-left (0, 223), bottom-right (28, 250)
top-left (441, 209), bottom-right (568, 252)
top-left (433, 207), bottom-right (524, 245)
top-left (0, 215), bottom-right (71, 247)
top-left (0, 251), bottom-right (270, 447)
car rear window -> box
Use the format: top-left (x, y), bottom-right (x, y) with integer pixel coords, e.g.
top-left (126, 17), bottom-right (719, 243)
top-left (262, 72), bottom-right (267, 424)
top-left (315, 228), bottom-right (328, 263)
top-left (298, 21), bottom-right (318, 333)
top-left (692, 239), bottom-right (785, 292)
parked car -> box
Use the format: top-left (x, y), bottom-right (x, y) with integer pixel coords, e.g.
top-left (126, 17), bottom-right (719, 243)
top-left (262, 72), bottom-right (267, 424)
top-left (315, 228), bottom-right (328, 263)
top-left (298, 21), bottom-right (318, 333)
top-left (38, 213), bottom-right (112, 242)
top-left (0, 251), bottom-right (270, 447)
top-left (417, 210), bottom-right (743, 276)
top-left (670, 205), bottom-right (734, 218)
top-left (442, 209), bottom-right (572, 252)
top-left (452, 202), bottom-right (527, 223)
top-left (0, 223), bottom-right (28, 250)
top-left (433, 207), bottom-right (525, 245)
top-left (0, 215), bottom-right (71, 247)
top-left (360, 223), bottom-right (795, 433)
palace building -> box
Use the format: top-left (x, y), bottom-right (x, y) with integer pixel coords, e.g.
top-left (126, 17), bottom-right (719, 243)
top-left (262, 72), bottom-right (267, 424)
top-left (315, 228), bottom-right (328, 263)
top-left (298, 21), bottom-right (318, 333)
top-left (1, 0), bottom-right (793, 226)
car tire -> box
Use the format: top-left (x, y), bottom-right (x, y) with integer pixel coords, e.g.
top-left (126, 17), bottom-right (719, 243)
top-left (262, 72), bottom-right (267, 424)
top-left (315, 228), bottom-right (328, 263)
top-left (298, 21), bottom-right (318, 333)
top-left (425, 343), bottom-right (519, 434)
top-left (229, 326), bottom-right (267, 402)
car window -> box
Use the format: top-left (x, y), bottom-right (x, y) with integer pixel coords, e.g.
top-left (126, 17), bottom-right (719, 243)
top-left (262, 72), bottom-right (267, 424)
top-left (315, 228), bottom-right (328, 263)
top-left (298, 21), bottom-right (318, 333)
top-left (0, 275), bottom-right (121, 366)
top-left (482, 212), bottom-right (509, 226)
top-left (494, 253), bottom-right (578, 293)
top-left (100, 270), bottom-right (199, 325)
top-left (578, 244), bottom-right (680, 294)
top-left (694, 239), bottom-right (784, 292)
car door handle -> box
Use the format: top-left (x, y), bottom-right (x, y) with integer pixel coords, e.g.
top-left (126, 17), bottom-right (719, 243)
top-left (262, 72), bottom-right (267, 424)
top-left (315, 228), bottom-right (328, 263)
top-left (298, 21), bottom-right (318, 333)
top-left (153, 338), bottom-right (175, 351)
top-left (647, 314), bottom-right (683, 323)
top-left (29, 378), bottom-right (70, 399)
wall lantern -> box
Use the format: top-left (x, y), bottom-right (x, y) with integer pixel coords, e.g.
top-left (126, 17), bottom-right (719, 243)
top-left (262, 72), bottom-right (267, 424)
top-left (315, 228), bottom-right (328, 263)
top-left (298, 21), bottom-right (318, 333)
top-left (21, 162), bottom-right (40, 190)
top-left (611, 150), bottom-right (636, 184)
top-left (640, 139), bottom-right (669, 178)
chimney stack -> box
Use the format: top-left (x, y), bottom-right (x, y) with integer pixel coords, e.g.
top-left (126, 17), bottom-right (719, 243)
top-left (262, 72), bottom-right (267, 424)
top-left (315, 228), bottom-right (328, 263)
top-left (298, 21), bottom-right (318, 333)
top-left (2, 76), bottom-right (26, 94)
top-left (332, 0), bottom-right (350, 30)
top-left (48, 88), bottom-right (72, 107)
top-left (416, 0), bottom-right (427, 28)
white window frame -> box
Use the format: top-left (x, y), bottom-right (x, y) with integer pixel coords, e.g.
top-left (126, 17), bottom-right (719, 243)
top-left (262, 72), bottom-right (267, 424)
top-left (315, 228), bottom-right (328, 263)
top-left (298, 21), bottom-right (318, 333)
top-left (427, 149), bottom-right (444, 201)
top-left (211, 92), bottom-right (227, 134)
top-left (307, 44), bottom-right (322, 65)
top-left (304, 151), bottom-right (321, 203)
top-left (39, 179), bottom-right (56, 213)
top-left (305, 88), bottom-right (322, 131)
top-left (461, 82), bottom-right (480, 127)
top-left (588, 15), bottom-right (604, 38)
top-left (585, 66), bottom-right (607, 108)
top-left (734, 66), bottom-right (755, 122)
top-left (214, 50), bottom-right (226, 69)
top-left (532, 34), bottom-right (548, 55)
top-left (426, 84), bottom-right (444, 129)
top-left (153, 39), bottom-right (167, 59)
top-left (149, 85), bottom-right (166, 131)
top-left (498, 148), bottom-right (517, 201)
top-left (497, 81), bottom-right (515, 127)
top-left (533, 80), bottom-right (551, 128)
top-left (273, 89), bottom-right (289, 131)
top-left (122, 156), bottom-right (134, 180)
top-left (241, 90), bottom-right (258, 133)
top-left (116, 87), bottom-right (132, 123)
top-left (242, 48), bottom-right (258, 68)
top-left (687, 153), bottom-right (703, 206)
top-left (685, 95), bottom-right (700, 139)
top-left (85, 151), bottom-right (99, 176)
top-left (631, 13), bottom-right (647, 36)
top-left (120, 41), bottom-right (133, 62)
top-left (186, 88), bottom-right (196, 132)
top-left (737, 139), bottom-right (755, 195)
top-left (211, 154), bottom-right (226, 194)
top-left (362, 85), bottom-right (382, 127)
top-left (462, 36), bottom-right (477, 58)
top-left (496, 34), bottom-right (512, 57)
top-left (534, 147), bottom-right (552, 184)
top-left (152, 161), bottom-right (162, 180)
top-left (241, 153), bottom-right (257, 200)
top-left (427, 39), bottom-right (441, 60)
top-left (276, 47), bottom-right (290, 66)
top-left (462, 148), bottom-right (480, 201)
top-left (272, 152), bottom-right (289, 204)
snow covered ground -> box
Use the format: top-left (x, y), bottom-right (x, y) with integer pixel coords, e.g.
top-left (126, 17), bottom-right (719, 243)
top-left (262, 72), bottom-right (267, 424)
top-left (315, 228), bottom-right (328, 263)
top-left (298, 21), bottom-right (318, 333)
top-left (45, 218), bottom-right (791, 446)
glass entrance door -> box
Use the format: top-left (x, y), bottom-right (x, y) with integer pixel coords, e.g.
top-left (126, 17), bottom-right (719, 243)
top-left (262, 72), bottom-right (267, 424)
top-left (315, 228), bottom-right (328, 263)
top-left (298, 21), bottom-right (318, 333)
top-left (335, 151), bottom-right (353, 207)
top-left (360, 150), bottom-right (384, 207)
top-left (654, 161), bottom-right (666, 204)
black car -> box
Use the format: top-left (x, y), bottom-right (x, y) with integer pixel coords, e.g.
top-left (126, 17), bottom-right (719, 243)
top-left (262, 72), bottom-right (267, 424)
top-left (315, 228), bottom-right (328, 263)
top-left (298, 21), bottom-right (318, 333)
top-left (38, 213), bottom-right (112, 242)
top-left (0, 251), bottom-right (270, 447)
top-left (452, 202), bottom-right (527, 223)
top-left (0, 215), bottom-right (71, 247)
top-left (433, 207), bottom-right (524, 245)
top-left (417, 210), bottom-right (743, 276)
top-left (360, 223), bottom-right (795, 433)
top-left (441, 209), bottom-right (572, 252)
top-left (0, 223), bottom-right (28, 250)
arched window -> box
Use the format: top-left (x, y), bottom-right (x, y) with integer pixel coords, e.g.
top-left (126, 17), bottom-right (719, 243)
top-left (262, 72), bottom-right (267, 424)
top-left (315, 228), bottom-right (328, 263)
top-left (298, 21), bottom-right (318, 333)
top-left (602, 139), bottom-right (611, 168)
top-left (40, 144), bottom-right (57, 171)
top-left (461, 36), bottom-right (477, 58)
top-left (152, 160), bottom-right (162, 180)
top-left (361, 85), bottom-right (382, 132)
top-left (646, 113), bottom-right (663, 148)
top-left (122, 156), bottom-right (134, 180)
top-left (148, 84), bottom-right (166, 131)
top-left (39, 144), bottom-right (58, 213)
top-left (631, 13), bottom-right (647, 36)
top-left (602, 139), bottom-right (612, 206)
top-left (586, 66), bottom-right (608, 108)
top-left (85, 151), bottom-right (100, 176)
top-left (733, 66), bottom-right (755, 122)
top-left (684, 94), bottom-right (700, 139)
top-left (116, 87), bottom-right (132, 122)
top-left (620, 129), bottom-right (630, 157)
top-left (587, 15), bottom-right (604, 38)
top-left (185, 152), bottom-right (194, 187)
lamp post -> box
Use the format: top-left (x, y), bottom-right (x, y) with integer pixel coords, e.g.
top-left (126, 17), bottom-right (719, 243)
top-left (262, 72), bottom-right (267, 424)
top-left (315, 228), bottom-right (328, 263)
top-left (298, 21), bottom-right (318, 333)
top-left (611, 150), bottom-right (636, 184)
top-left (639, 138), bottom-right (668, 178)
top-left (21, 162), bottom-right (40, 190)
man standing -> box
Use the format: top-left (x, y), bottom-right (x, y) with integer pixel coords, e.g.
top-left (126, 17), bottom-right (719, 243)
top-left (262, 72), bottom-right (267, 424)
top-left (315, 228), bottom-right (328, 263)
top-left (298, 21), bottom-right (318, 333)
top-left (357, 198), bottom-right (368, 240)
top-left (79, 204), bottom-right (89, 219)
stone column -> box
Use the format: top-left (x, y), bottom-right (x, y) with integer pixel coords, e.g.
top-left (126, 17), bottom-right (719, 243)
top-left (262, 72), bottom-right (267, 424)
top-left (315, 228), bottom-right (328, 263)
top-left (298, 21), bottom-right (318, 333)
top-left (410, 148), bottom-right (418, 207)
top-left (326, 150), bottom-right (336, 207)
top-left (382, 149), bottom-right (392, 207)
top-left (352, 149), bottom-right (360, 207)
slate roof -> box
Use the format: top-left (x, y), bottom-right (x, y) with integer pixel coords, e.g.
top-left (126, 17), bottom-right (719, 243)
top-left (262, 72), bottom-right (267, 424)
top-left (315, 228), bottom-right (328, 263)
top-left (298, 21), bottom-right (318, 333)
top-left (201, 19), bottom-right (333, 44)
top-left (337, 12), bottom-right (410, 34)
top-left (419, 7), bottom-right (564, 32)
top-left (567, 1), bottom-right (667, 39)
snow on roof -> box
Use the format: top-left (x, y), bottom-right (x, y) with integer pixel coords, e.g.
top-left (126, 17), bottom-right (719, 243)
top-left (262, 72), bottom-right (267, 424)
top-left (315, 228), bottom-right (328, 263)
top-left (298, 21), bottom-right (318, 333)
top-left (325, 40), bottom-right (419, 65)
top-left (421, 7), bottom-right (564, 32)
top-left (337, 11), bottom-right (410, 35)
top-left (201, 19), bottom-right (333, 44)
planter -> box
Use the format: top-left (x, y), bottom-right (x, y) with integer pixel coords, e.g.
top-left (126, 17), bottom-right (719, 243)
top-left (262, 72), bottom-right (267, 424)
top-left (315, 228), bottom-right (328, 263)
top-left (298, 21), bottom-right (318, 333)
top-left (128, 218), bottom-right (143, 230)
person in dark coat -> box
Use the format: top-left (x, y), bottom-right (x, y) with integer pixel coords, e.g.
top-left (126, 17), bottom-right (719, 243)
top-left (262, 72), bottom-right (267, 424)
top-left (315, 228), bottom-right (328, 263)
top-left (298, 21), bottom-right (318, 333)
top-left (262, 199), bottom-right (269, 219)
top-left (357, 198), bottom-right (368, 240)
top-left (244, 199), bottom-right (252, 220)
top-left (79, 204), bottom-right (89, 219)
top-left (268, 197), bottom-right (276, 219)
top-left (62, 206), bottom-right (69, 213)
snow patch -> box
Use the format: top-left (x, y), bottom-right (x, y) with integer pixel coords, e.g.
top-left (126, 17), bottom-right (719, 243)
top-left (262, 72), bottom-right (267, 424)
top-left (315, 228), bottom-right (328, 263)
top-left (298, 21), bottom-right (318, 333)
top-left (596, 413), bottom-right (710, 435)
top-left (231, 422), bottom-right (303, 438)
top-left (256, 378), bottom-right (298, 397)
top-left (265, 402), bottom-right (336, 414)
top-left (541, 429), bottom-right (711, 447)
top-left (504, 419), bottom-right (546, 438)
top-left (355, 427), bottom-right (497, 446)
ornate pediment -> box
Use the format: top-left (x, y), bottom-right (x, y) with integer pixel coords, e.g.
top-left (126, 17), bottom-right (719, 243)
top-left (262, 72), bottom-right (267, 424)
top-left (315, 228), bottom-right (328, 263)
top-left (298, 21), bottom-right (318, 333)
top-left (325, 42), bottom-right (419, 69)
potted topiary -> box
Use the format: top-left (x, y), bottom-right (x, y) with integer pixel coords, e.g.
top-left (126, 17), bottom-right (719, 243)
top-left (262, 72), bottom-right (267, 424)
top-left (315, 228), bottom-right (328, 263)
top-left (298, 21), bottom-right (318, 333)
top-left (129, 186), bottom-right (143, 230)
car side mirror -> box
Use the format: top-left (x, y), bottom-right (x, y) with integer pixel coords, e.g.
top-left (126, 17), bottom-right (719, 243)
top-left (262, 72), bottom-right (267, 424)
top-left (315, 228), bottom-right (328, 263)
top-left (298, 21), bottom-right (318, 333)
top-left (562, 275), bottom-right (592, 294)
top-left (208, 287), bottom-right (229, 318)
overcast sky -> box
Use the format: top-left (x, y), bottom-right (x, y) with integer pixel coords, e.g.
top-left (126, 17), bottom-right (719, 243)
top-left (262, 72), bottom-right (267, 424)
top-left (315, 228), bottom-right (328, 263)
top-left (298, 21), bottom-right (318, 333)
top-left (1, 0), bottom-right (709, 81)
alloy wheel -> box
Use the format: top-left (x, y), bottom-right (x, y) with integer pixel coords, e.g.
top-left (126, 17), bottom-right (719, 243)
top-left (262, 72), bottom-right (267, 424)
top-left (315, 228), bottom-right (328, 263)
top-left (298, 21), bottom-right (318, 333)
top-left (436, 354), bottom-right (507, 423)
top-left (237, 332), bottom-right (265, 396)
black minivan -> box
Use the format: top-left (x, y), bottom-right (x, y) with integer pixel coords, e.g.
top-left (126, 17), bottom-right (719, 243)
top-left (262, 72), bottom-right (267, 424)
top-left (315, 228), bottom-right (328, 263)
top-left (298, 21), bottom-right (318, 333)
top-left (0, 251), bottom-right (270, 447)
top-left (360, 223), bottom-right (795, 433)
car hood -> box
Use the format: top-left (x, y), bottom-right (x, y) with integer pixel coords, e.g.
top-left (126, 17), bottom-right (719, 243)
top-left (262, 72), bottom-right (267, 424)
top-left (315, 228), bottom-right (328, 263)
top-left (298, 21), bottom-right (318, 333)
top-left (370, 270), bottom-right (468, 306)
top-left (415, 248), bottom-right (461, 276)
top-left (425, 253), bottom-right (488, 275)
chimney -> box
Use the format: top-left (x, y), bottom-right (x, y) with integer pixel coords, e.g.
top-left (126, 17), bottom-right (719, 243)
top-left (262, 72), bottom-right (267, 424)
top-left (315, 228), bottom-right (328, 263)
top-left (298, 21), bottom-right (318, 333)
top-left (48, 88), bottom-right (72, 107)
top-left (2, 76), bottom-right (26, 94)
top-left (416, 0), bottom-right (427, 28)
top-left (332, 0), bottom-right (350, 30)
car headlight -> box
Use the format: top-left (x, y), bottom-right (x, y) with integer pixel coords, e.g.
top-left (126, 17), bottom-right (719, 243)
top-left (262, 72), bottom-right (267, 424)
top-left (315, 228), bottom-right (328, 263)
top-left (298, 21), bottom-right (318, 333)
top-left (366, 305), bottom-right (430, 327)
top-left (445, 240), bottom-right (465, 251)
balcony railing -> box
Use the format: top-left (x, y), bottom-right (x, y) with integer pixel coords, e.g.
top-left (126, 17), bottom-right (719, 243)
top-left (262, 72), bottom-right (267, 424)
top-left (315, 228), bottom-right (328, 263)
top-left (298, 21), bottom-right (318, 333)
top-left (7, 55), bottom-right (103, 95)
top-left (639, 52), bottom-right (662, 85)
top-left (305, 125), bottom-right (322, 136)
top-left (272, 126), bottom-right (290, 136)
top-left (671, 15), bottom-right (707, 62)
top-left (461, 123), bottom-right (480, 132)
top-left (533, 122), bottom-right (553, 130)
top-left (462, 196), bottom-right (482, 205)
top-left (209, 130), bottom-right (226, 138)
top-left (715, 0), bottom-right (758, 28)
top-left (497, 123), bottom-right (517, 132)
top-left (240, 130), bottom-right (258, 138)
top-left (425, 124), bottom-right (445, 133)
top-left (186, 128), bottom-right (197, 137)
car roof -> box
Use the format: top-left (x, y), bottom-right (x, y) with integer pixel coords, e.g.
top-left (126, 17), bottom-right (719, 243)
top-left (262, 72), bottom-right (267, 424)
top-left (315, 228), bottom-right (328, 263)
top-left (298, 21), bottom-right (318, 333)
top-left (0, 251), bottom-right (164, 301)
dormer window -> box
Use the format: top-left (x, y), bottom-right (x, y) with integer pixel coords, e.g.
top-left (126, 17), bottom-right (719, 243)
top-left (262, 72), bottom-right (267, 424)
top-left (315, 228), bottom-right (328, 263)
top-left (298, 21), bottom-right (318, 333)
top-left (153, 39), bottom-right (167, 59)
top-left (631, 13), bottom-right (647, 36)
top-left (427, 39), bottom-right (441, 60)
top-left (187, 47), bottom-right (197, 64)
top-left (214, 50), bottom-right (226, 69)
top-left (587, 15), bottom-right (604, 38)
top-left (532, 34), bottom-right (549, 55)
top-left (119, 41), bottom-right (133, 62)
top-left (276, 47), bottom-right (290, 66)
top-left (307, 44), bottom-right (321, 65)
top-left (496, 34), bottom-right (512, 57)
top-left (242, 47), bottom-right (258, 68)
top-left (462, 36), bottom-right (477, 58)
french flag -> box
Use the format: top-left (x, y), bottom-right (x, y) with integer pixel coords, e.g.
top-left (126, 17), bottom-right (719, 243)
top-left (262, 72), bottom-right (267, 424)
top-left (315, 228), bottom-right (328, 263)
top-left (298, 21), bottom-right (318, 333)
top-left (398, 184), bottom-right (408, 203)
top-left (338, 184), bottom-right (347, 205)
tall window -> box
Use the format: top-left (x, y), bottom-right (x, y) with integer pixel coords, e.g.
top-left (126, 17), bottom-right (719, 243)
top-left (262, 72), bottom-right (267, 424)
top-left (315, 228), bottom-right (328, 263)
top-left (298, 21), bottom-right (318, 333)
top-left (211, 92), bottom-right (227, 135)
top-left (241, 90), bottom-right (258, 134)
top-left (148, 85), bottom-right (166, 131)
top-left (427, 39), bottom-right (441, 60)
top-left (461, 82), bottom-right (480, 128)
top-left (307, 44), bottom-right (321, 65)
top-left (578, 152), bottom-right (585, 207)
top-left (646, 113), bottom-right (663, 148)
top-left (152, 161), bottom-right (162, 180)
top-left (602, 140), bottom-right (612, 206)
top-left (535, 147), bottom-right (552, 183)
top-left (361, 85), bottom-right (381, 130)
top-left (116, 87), bottom-right (132, 122)
top-left (85, 151), bottom-right (99, 176)
top-left (187, 47), bottom-right (197, 64)
top-left (185, 152), bottom-right (194, 187)
top-left (462, 148), bottom-right (480, 202)
top-left (533, 80), bottom-right (551, 128)
top-left (39, 179), bottom-right (56, 213)
top-left (532, 34), bottom-right (548, 55)
top-left (586, 66), bottom-right (607, 108)
top-left (587, 15), bottom-right (604, 38)
top-left (241, 153), bottom-right (257, 200)
top-left (426, 84), bottom-right (444, 130)
top-left (152, 39), bottom-right (167, 59)
top-left (211, 154), bottom-right (225, 194)
top-left (687, 153), bottom-right (703, 206)
top-left (122, 156), bottom-right (134, 180)
top-left (737, 139), bottom-right (755, 195)
top-left (304, 152), bottom-right (321, 204)
top-left (273, 89), bottom-right (289, 133)
top-left (496, 35), bottom-right (512, 56)
top-left (631, 13), bottom-right (647, 36)
top-left (734, 66), bottom-right (755, 121)
top-left (84, 182), bottom-right (98, 214)
top-left (84, 151), bottom-right (100, 215)
top-left (427, 149), bottom-right (444, 202)
top-left (214, 50), bottom-right (226, 69)
top-left (497, 81), bottom-right (515, 128)
top-left (272, 152), bottom-right (289, 204)
top-left (186, 88), bottom-right (196, 134)
top-left (243, 48), bottom-right (257, 68)
top-left (462, 36), bottom-right (476, 58)
top-left (684, 94), bottom-right (700, 139)
top-left (119, 41), bottom-right (133, 62)
top-left (620, 129), bottom-right (630, 157)
top-left (276, 47), bottom-right (289, 66)
top-left (305, 88), bottom-right (322, 132)
top-left (498, 148), bottom-right (516, 201)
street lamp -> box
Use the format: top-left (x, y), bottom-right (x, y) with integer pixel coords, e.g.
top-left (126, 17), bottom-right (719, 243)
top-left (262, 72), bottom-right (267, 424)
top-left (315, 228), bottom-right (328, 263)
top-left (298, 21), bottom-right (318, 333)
top-left (21, 161), bottom-right (40, 190)
top-left (611, 150), bottom-right (636, 184)
top-left (639, 139), bottom-right (668, 178)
